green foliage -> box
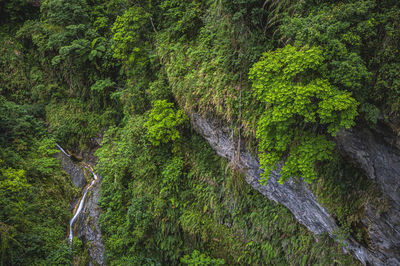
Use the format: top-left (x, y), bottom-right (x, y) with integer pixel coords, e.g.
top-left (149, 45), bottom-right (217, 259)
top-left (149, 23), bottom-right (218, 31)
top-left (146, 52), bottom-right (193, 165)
top-left (0, 0), bottom-right (39, 25)
top-left (41, 0), bottom-right (88, 26)
top-left (91, 78), bottom-right (115, 92)
top-left (280, 1), bottom-right (400, 118)
top-left (2, 0), bottom-right (397, 264)
top-left (159, 12), bottom-right (236, 122)
top-left (96, 114), bottom-right (357, 265)
top-left (44, 242), bottom-right (72, 265)
top-left (111, 6), bottom-right (149, 65)
top-left (161, 156), bottom-right (184, 201)
top-left (159, 0), bottom-right (205, 40)
top-left (372, 5), bottom-right (400, 114)
top-left (281, 1), bottom-right (374, 96)
top-left (45, 99), bottom-right (115, 149)
top-left (144, 100), bottom-right (187, 146)
top-left (13, 0), bottom-right (121, 108)
top-left (156, 2), bottom-right (269, 140)
top-left (0, 96), bottom-right (45, 154)
top-left (0, 97), bottom-right (77, 265)
top-left (0, 35), bottom-right (32, 102)
top-left (0, 163), bottom-right (29, 193)
top-left (181, 250), bottom-right (225, 265)
top-left (25, 138), bottom-right (60, 178)
top-left (249, 45), bottom-right (358, 183)
top-left (221, 0), bottom-right (296, 36)
top-left (360, 102), bottom-right (380, 125)
top-left (313, 154), bottom-right (387, 247)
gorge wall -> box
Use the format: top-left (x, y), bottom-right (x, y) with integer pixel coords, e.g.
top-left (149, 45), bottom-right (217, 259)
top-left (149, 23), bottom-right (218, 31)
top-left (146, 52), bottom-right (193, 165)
top-left (76, 180), bottom-right (104, 266)
top-left (54, 114), bottom-right (400, 265)
top-left (191, 113), bottom-right (400, 266)
top-left (56, 149), bottom-right (105, 265)
top-left (336, 124), bottom-right (400, 264)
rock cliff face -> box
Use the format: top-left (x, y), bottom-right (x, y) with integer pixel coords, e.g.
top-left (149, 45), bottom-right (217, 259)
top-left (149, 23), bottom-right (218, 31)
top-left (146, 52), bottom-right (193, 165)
top-left (336, 124), bottom-right (400, 207)
top-left (55, 152), bottom-right (86, 189)
top-left (76, 180), bottom-right (105, 266)
top-left (336, 125), bottom-right (400, 265)
top-left (56, 149), bottom-right (105, 265)
top-left (190, 113), bottom-right (400, 266)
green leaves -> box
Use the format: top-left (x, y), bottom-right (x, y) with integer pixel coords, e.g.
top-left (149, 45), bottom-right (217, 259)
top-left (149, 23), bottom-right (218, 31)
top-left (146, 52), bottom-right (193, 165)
top-left (279, 1), bottom-right (394, 118)
top-left (159, 0), bottom-right (204, 40)
top-left (91, 78), bottom-right (115, 92)
top-left (181, 250), bottom-right (225, 265)
top-left (111, 6), bottom-right (149, 63)
top-left (161, 156), bottom-right (184, 197)
top-left (0, 163), bottom-right (29, 193)
top-left (51, 38), bottom-right (91, 65)
top-left (144, 100), bottom-right (187, 146)
top-left (41, 0), bottom-right (88, 26)
top-left (0, 97), bottom-right (77, 265)
top-left (249, 45), bottom-right (358, 184)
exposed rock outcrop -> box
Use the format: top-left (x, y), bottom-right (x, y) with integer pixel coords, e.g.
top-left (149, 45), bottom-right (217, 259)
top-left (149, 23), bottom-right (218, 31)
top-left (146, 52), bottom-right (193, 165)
top-left (55, 151), bottom-right (86, 189)
top-left (76, 180), bottom-right (105, 266)
top-left (56, 148), bottom-right (105, 265)
top-left (190, 113), bottom-right (400, 265)
top-left (75, 133), bottom-right (104, 166)
top-left (336, 125), bottom-right (400, 265)
top-left (336, 125), bottom-right (400, 207)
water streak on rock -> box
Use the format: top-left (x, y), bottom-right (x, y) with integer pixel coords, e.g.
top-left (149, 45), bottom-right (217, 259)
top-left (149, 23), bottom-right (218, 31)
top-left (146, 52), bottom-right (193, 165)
top-left (68, 165), bottom-right (98, 243)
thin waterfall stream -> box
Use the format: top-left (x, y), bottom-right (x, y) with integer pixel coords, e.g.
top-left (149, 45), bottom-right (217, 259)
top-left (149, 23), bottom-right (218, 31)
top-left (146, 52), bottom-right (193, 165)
top-left (56, 144), bottom-right (99, 243)
top-left (56, 143), bottom-right (71, 158)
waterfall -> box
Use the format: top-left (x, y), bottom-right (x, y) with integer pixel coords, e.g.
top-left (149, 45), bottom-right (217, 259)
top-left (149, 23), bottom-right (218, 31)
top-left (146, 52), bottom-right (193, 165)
top-left (56, 144), bottom-right (99, 244)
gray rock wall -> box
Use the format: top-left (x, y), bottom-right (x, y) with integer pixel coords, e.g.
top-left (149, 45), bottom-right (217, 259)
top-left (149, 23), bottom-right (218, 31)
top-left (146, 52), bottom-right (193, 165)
top-left (56, 149), bottom-right (105, 265)
top-left (336, 127), bottom-right (400, 207)
top-left (336, 127), bottom-right (400, 265)
top-left (76, 180), bottom-right (105, 266)
top-left (190, 113), bottom-right (400, 265)
top-left (55, 152), bottom-right (86, 189)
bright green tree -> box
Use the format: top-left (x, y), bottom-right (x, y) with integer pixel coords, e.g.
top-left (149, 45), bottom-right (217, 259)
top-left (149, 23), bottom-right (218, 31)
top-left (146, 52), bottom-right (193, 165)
top-left (0, 162), bottom-right (29, 193)
top-left (249, 45), bottom-right (358, 184)
top-left (111, 5), bottom-right (149, 66)
top-left (144, 100), bottom-right (187, 146)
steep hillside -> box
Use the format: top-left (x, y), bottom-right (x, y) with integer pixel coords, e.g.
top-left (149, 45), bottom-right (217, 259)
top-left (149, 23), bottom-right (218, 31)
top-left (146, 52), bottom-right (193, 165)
top-left (1, 0), bottom-right (399, 265)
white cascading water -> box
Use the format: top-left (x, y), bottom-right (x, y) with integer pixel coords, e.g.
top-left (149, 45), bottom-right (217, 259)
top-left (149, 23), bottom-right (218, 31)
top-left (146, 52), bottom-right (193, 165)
top-left (68, 167), bottom-right (98, 243)
top-left (56, 144), bottom-right (98, 244)
top-left (56, 143), bottom-right (71, 157)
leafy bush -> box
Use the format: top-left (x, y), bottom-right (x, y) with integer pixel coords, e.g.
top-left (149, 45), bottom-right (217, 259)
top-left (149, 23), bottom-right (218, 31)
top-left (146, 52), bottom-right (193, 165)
top-left (144, 100), bottom-right (187, 146)
top-left (0, 98), bottom-right (77, 265)
top-left (249, 45), bottom-right (358, 183)
top-left (181, 250), bottom-right (225, 265)
top-left (111, 5), bottom-right (149, 65)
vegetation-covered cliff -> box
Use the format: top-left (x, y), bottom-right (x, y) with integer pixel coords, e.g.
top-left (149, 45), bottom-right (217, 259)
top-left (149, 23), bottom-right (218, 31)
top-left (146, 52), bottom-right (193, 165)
top-left (1, 0), bottom-right (399, 265)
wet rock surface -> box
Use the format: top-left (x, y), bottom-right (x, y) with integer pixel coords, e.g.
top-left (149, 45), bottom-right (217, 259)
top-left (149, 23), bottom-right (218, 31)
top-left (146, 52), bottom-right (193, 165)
top-left (76, 133), bottom-right (103, 166)
top-left (56, 147), bottom-right (105, 265)
top-left (55, 151), bottom-right (86, 189)
top-left (76, 180), bottom-right (105, 266)
top-left (191, 113), bottom-right (400, 265)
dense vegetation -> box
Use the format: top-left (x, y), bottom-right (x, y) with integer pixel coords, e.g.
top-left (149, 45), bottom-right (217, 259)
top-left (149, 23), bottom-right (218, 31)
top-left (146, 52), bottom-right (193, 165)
top-left (1, 0), bottom-right (399, 265)
top-left (0, 97), bottom-right (80, 263)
